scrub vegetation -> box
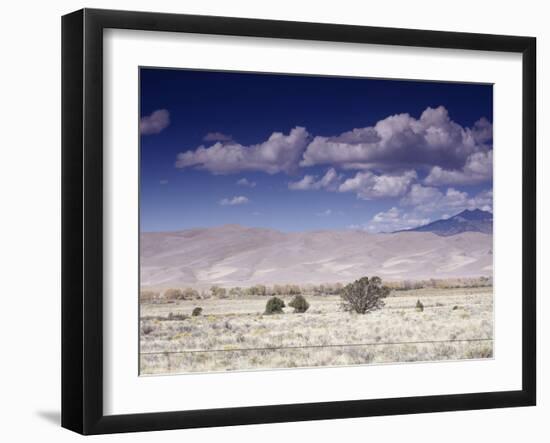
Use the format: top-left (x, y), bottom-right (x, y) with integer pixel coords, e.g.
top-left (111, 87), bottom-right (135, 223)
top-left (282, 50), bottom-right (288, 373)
top-left (139, 278), bottom-right (493, 375)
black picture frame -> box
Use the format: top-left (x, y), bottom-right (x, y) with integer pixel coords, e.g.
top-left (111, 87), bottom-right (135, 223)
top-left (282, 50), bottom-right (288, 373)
top-left (62, 8), bottom-right (536, 435)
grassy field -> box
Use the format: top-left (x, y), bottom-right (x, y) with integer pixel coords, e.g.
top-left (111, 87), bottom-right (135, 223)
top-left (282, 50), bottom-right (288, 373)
top-left (140, 287), bottom-right (493, 375)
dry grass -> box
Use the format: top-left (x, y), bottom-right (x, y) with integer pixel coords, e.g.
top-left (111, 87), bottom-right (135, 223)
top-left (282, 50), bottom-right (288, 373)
top-left (140, 287), bottom-right (493, 375)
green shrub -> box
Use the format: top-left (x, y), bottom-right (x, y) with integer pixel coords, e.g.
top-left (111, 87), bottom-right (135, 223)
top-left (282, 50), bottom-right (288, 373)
top-left (340, 276), bottom-right (390, 314)
top-left (192, 307), bottom-right (203, 316)
top-left (289, 295), bottom-right (310, 313)
top-left (415, 299), bottom-right (424, 312)
top-left (264, 297), bottom-right (285, 314)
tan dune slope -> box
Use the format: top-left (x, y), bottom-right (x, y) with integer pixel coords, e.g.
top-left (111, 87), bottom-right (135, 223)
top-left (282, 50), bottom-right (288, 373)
top-left (140, 224), bottom-right (493, 288)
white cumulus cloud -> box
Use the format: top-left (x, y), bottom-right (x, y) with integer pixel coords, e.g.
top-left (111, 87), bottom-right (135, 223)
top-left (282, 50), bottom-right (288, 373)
top-left (354, 207), bottom-right (430, 233)
top-left (288, 168), bottom-right (340, 191)
top-left (400, 184), bottom-right (442, 207)
top-left (219, 196), bottom-right (250, 206)
top-left (338, 170), bottom-right (417, 200)
top-left (424, 150), bottom-right (493, 186)
top-left (236, 178), bottom-right (256, 188)
top-left (401, 184), bottom-right (493, 214)
top-left (176, 127), bottom-right (309, 174)
top-left (300, 106), bottom-right (492, 174)
top-left (362, 185), bottom-right (492, 233)
top-left (140, 109), bottom-right (170, 135)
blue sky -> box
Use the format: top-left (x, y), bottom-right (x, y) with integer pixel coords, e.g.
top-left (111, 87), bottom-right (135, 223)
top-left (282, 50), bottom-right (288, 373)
top-left (140, 68), bottom-right (493, 233)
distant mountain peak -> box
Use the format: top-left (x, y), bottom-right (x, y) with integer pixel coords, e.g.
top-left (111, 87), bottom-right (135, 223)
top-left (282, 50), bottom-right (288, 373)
top-left (454, 208), bottom-right (492, 220)
top-left (396, 209), bottom-right (492, 237)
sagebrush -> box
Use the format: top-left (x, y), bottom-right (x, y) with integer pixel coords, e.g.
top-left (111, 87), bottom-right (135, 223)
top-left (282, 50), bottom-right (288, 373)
top-left (340, 276), bottom-right (390, 314)
top-left (264, 297), bottom-right (285, 314)
top-left (289, 295), bottom-right (309, 313)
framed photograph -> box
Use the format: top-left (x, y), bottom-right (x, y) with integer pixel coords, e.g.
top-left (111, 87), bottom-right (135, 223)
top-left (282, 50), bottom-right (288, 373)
top-left (62, 8), bottom-right (536, 434)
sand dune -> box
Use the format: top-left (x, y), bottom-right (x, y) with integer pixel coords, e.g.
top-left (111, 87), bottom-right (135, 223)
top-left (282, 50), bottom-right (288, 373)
top-left (140, 225), bottom-right (493, 288)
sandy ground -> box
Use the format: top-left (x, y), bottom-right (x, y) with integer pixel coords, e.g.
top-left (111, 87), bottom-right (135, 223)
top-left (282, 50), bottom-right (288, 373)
top-left (140, 225), bottom-right (493, 288)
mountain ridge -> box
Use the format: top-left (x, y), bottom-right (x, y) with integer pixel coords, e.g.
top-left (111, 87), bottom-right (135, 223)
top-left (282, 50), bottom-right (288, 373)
top-left (395, 209), bottom-right (493, 236)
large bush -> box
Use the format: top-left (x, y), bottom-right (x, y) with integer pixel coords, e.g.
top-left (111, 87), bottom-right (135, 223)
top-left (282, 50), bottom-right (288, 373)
top-left (163, 288), bottom-right (183, 301)
top-left (210, 285), bottom-right (227, 298)
top-left (340, 276), bottom-right (390, 314)
top-left (289, 295), bottom-right (310, 313)
top-left (163, 288), bottom-right (201, 301)
top-left (229, 287), bottom-right (244, 297)
top-left (182, 288), bottom-right (200, 300)
top-left (264, 297), bottom-right (285, 315)
top-left (248, 284), bottom-right (267, 296)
